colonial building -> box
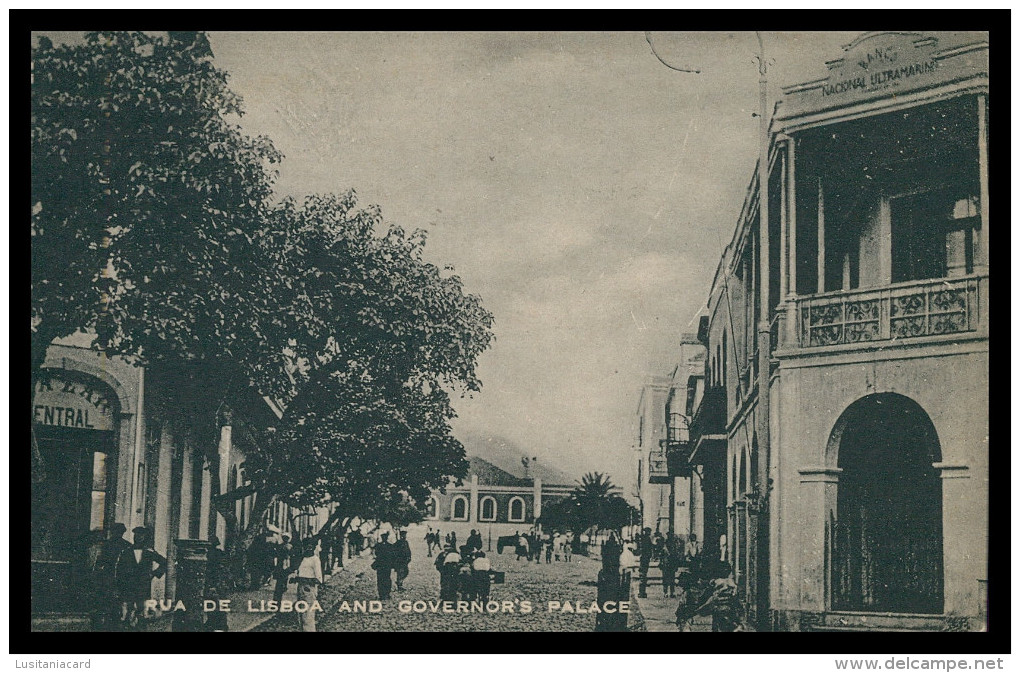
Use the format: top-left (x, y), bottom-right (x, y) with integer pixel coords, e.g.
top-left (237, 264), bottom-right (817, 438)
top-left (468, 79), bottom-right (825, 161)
top-left (684, 30), bottom-right (989, 631)
top-left (31, 337), bottom-right (328, 630)
top-left (426, 456), bottom-right (576, 542)
top-left (638, 338), bottom-right (708, 544)
top-left (634, 376), bottom-right (671, 534)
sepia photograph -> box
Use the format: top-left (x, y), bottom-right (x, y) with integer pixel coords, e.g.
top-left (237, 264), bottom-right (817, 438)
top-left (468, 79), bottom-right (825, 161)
top-left (27, 24), bottom-right (994, 651)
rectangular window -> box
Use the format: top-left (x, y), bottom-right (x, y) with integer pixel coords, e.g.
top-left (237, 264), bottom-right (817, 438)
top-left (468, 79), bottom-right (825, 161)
top-left (891, 192), bottom-right (979, 283)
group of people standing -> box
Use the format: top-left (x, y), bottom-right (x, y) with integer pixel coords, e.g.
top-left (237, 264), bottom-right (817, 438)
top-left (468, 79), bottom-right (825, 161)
top-left (434, 530), bottom-right (492, 602)
top-left (603, 527), bottom-right (745, 632)
top-left (633, 528), bottom-right (700, 600)
top-left (512, 530), bottom-right (572, 563)
top-left (85, 523), bottom-right (167, 631)
top-left (371, 530), bottom-right (412, 600)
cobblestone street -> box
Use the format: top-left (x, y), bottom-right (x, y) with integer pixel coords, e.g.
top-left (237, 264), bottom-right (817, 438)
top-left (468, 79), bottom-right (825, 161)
top-left (257, 537), bottom-right (618, 632)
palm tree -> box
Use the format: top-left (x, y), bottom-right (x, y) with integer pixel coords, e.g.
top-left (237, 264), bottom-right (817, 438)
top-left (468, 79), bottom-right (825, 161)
top-left (574, 472), bottom-right (618, 544)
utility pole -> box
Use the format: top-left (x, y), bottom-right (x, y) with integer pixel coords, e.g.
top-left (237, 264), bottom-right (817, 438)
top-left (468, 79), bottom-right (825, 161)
top-left (754, 30), bottom-right (773, 632)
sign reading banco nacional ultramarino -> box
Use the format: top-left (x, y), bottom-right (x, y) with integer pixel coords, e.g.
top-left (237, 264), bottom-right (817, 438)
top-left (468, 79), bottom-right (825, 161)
top-left (780, 31), bottom-right (989, 119)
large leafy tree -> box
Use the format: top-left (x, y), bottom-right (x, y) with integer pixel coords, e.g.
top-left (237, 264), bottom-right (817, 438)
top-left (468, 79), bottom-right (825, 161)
top-left (31, 31), bottom-right (281, 378)
top-left (212, 192), bottom-right (494, 551)
top-left (31, 32), bottom-right (495, 562)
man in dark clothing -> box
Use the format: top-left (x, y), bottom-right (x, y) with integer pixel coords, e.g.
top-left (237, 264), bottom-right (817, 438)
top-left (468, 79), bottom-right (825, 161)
top-left (273, 534), bottom-right (295, 602)
top-left (602, 532), bottom-right (622, 574)
top-left (116, 526), bottom-right (166, 630)
top-left (660, 536), bottom-right (680, 598)
top-left (393, 531), bottom-right (412, 591)
top-left (373, 532), bottom-right (396, 599)
top-left (466, 529), bottom-right (483, 553)
top-left (424, 528), bottom-right (435, 557)
top-left (93, 523), bottom-right (131, 630)
top-left (637, 528), bottom-right (653, 598)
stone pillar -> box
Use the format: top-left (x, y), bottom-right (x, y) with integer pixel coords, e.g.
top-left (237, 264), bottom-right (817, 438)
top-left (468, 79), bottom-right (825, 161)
top-left (533, 478), bottom-right (542, 521)
top-left (878, 198), bottom-right (893, 285)
top-left (215, 417), bottom-right (232, 543)
top-left (797, 467), bottom-right (841, 612)
top-left (469, 474), bottom-right (479, 524)
top-left (934, 462), bottom-right (980, 617)
top-left (977, 94), bottom-right (989, 270)
top-left (816, 179), bottom-right (825, 294)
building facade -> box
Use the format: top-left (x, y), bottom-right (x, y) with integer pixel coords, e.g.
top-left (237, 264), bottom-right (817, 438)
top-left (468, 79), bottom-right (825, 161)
top-left (31, 338), bottom-right (329, 629)
top-left (682, 31), bottom-right (989, 631)
top-left (634, 377), bottom-right (671, 534)
top-left (637, 339), bottom-right (708, 544)
top-left (426, 456), bottom-right (576, 542)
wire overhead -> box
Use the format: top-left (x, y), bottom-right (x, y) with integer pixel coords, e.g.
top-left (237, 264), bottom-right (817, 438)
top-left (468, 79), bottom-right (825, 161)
top-left (645, 32), bottom-right (702, 74)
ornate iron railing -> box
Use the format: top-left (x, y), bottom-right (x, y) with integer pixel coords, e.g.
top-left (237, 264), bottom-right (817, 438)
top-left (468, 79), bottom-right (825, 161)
top-left (793, 274), bottom-right (986, 349)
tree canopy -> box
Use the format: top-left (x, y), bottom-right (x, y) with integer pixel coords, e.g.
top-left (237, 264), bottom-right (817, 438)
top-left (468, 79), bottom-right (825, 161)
top-left (32, 32), bottom-right (495, 548)
top-left (539, 472), bottom-right (637, 535)
top-left (31, 31), bottom-right (281, 375)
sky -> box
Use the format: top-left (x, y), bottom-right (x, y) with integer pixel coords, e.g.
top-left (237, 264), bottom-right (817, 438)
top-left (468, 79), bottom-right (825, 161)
top-left (203, 31), bottom-right (865, 494)
top-left (42, 30), bottom-right (861, 495)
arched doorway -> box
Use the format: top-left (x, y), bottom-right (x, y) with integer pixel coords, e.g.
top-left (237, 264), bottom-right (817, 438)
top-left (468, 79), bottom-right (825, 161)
top-left (831, 393), bottom-right (943, 613)
top-left (31, 370), bottom-right (120, 613)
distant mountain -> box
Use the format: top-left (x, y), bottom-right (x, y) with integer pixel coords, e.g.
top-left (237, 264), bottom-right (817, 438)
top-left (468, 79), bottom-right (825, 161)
top-left (458, 432), bottom-right (575, 486)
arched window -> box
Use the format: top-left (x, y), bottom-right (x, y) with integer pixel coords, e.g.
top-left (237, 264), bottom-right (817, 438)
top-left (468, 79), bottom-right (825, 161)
top-left (480, 496), bottom-right (497, 522)
top-left (452, 495), bottom-right (468, 521)
top-left (425, 497), bottom-right (438, 520)
top-left (508, 497), bottom-right (526, 523)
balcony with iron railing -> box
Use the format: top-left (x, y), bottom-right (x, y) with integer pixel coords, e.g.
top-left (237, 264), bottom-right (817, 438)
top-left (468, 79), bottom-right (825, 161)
top-left (664, 413), bottom-right (694, 477)
top-left (689, 386), bottom-right (727, 454)
top-left (784, 274), bottom-right (987, 351)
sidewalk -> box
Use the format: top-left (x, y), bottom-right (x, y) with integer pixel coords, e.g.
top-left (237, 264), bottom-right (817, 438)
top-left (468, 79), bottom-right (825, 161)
top-left (628, 566), bottom-right (712, 632)
top-left (144, 553), bottom-right (374, 632)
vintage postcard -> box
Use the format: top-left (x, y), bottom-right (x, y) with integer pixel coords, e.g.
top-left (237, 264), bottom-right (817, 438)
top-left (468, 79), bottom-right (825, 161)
top-left (29, 29), bottom-right (991, 644)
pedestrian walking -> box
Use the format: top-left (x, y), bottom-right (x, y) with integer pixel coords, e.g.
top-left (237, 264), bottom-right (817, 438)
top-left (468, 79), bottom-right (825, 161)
top-left (425, 527), bottom-right (435, 557)
top-left (545, 537), bottom-right (553, 564)
top-left (637, 527), bottom-right (652, 598)
top-left (466, 529), bottom-right (483, 552)
top-left (273, 534), bottom-right (295, 602)
top-left (515, 533), bottom-right (529, 562)
top-left (372, 532), bottom-right (396, 599)
top-left (394, 530), bottom-right (412, 591)
top-left (531, 533), bottom-right (543, 564)
top-left (294, 539), bottom-right (323, 632)
top-left (115, 526), bottom-right (166, 630)
top-left (602, 532), bottom-right (622, 572)
top-left (661, 536), bottom-right (680, 598)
